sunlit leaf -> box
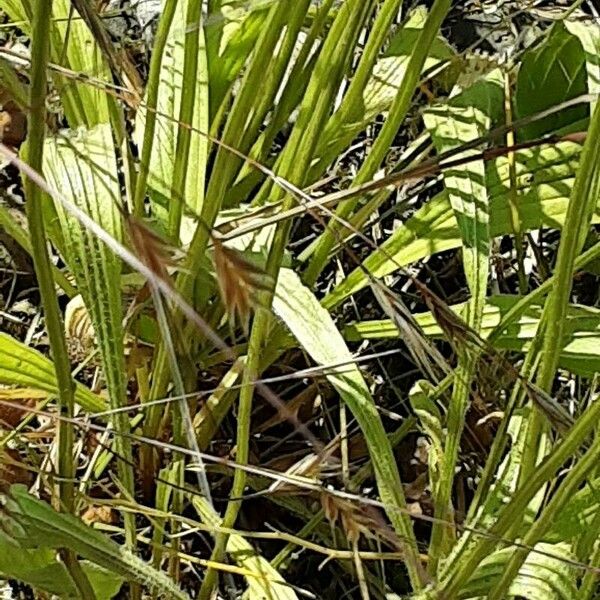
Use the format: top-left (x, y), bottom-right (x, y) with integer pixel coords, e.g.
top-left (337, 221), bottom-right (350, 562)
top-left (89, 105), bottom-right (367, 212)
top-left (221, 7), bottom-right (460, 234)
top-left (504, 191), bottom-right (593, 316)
top-left (0, 332), bottom-right (105, 413)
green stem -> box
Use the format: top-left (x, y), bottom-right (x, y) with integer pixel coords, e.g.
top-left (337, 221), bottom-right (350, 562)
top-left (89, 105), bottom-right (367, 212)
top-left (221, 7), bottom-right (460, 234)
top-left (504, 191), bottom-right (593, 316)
top-left (133, 0), bottom-right (179, 218)
top-left (197, 309), bottom-right (266, 600)
top-left (26, 2), bottom-right (94, 598)
top-left (303, 0), bottom-right (452, 286)
top-left (168, 0), bottom-right (202, 239)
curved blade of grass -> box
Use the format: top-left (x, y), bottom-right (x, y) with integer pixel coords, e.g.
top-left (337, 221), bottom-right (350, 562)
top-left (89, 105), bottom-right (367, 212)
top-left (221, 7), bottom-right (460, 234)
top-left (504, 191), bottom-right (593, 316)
top-left (272, 268), bottom-right (424, 585)
top-left (461, 542), bottom-right (578, 600)
top-left (197, 2), bottom-right (386, 595)
top-left (192, 497), bottom-right (299, 600)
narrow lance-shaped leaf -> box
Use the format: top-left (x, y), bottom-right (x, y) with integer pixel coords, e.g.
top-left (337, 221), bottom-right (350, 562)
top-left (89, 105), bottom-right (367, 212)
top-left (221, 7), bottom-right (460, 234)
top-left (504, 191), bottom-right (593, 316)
top-left (0, 332), bottom-right (105, 413)
top-left (272, 268), bottom-right (424, 584)
top-left (323, 140), bottom-right (586, 309)
top-left (422, 69), bottom-right (503, 570)
top-left (43, 124), bottom-right (136, 545)
top-left (0, 485), bottom-right (190, 600)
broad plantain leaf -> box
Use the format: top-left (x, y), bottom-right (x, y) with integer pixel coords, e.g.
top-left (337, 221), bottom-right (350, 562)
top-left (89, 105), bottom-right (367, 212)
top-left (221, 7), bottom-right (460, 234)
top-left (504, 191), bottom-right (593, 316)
top-left (134, 0), bottom-right (209, 235)
top-left (515, 22), bottom-right (588, 140)
top-left (43, 124), bottom-right (135, 497)
top-left (460, 541), bottom-right (578, 599)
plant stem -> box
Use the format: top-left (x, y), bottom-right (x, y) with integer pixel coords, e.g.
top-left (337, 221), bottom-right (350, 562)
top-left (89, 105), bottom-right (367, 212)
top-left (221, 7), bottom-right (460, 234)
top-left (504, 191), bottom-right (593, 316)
top-left (167, 0), bottom-right (202, 239)
top-left (303, 0), bottom-right (452, 285)
top-left (197, 309), bottom-right (266, 600)
top-left (26, 1), bottom-right (94, 597)
top-left (133, 0), bottom-right (179, 218)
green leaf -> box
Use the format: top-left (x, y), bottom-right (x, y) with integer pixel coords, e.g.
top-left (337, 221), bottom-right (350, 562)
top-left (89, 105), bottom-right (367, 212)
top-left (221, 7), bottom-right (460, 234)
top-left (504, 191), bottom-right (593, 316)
top-left (564, 19), bottom-right (600, 110)
top-left (0, 332), bottom-right (105, 412)
top-left (0, 531), bottom-right (123, 600)
top-left (324, 140), bottom-right (585, 309)
top-left (460, 542), bottom-right (578, 599)
top-left (344, 295), bottom-right (600, 377)
top-left (423, 70), bottom-right (503, 569)
top-left (2, 0), bottom-right (111, 126)
top-left (0, 485), bottom-right (191, 600)
top-left (206, 0), bottom-right (270, 116)
top-left (134, 0), bottom-right (209, 234)
top-left (544, 477), bottom-right (600, 544)
top-left (272, 268), bottom-right (421, 569)
top-left (43, 125), bottom-right (126, 413)
top-left (515, 22), bottom-right (588, 140)
top-left (192, 497), bottom-right (299, 600)
top-left (43, 124), bottom-right (136, 528)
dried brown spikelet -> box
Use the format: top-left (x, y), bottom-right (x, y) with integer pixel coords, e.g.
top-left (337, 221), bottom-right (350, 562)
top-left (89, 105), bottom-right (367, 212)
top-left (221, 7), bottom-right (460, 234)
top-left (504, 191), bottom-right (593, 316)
top-left (211, 235), bottom-right (272, 327)
top-left (321, 493), bottom-right (405, 550)
top-left (123, 212), bottom-right (177, 283)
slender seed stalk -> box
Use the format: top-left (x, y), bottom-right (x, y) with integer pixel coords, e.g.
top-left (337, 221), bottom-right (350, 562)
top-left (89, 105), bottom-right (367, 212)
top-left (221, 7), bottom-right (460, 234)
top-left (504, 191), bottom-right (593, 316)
top-left (26, 1), bottom-right (95, 597)
top-left (133, 0), bottom-right (179, 218)
top-left (168, 0), bottom-right (203, 239)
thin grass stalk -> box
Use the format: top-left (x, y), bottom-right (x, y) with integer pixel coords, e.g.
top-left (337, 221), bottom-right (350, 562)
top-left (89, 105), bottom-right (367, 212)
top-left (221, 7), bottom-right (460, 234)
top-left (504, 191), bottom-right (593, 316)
top-left (197, 310), bottom-right (266, 600)
top-left (167, 0), bottom-right (203, 239)
top-left (305, 0), bottom-right (404, 181)
top-left (433, 91), bottom-right (600, 599)
top-left (504, 72), bottom-right (527, 294)
top-left (133, 0), bottom-right (179, 218)
top-left (303, 0), bottom-right (452, 286)
top-left (25, 2), bottom-right (95, 597)
top-left (230, 0), bottom-right (336, 202)
top-left (233, 0), bottom-right (313, 172)
top-left (251, 0), bottom-right (374, 207)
